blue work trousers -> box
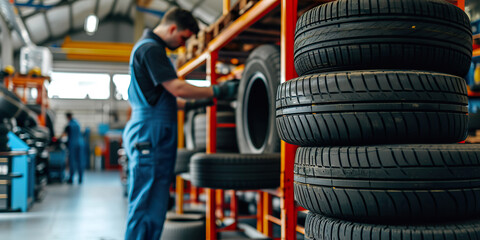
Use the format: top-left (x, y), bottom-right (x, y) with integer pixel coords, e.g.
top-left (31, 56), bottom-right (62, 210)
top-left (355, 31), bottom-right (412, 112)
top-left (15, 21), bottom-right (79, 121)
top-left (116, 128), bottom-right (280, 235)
top-left (124, 120), bottom-right (177, 240)
top-left (68, 143), bottom-right (83, 182)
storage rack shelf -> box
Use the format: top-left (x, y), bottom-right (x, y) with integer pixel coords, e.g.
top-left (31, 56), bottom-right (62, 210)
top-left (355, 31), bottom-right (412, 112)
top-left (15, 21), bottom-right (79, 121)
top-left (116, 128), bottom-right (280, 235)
top-left (3, 74), bottom-right (50, 127)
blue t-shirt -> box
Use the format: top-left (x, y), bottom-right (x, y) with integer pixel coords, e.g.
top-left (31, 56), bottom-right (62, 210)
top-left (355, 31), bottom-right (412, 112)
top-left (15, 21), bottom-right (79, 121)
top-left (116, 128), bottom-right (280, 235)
top-left (132, 30), bottom-right (178, 106)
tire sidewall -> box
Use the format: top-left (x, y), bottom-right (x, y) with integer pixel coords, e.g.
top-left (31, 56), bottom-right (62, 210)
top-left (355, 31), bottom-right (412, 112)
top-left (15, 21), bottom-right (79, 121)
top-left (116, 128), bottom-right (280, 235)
top-left (236, 45), bottom-right (280, 154)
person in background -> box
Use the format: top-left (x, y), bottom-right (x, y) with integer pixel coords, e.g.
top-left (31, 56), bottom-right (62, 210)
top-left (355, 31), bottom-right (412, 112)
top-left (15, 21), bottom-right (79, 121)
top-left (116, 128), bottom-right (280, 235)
top-left (62, 112), bottom-right (84, 184)
top-left (123, 7), bottom-right (238, 240)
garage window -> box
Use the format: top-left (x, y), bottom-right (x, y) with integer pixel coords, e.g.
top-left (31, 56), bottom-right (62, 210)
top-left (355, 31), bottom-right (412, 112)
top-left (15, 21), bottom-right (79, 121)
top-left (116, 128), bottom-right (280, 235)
top-left (48, 72), bottom-right (110, 99)
top-left (112, 74), bottom-right (130, 100)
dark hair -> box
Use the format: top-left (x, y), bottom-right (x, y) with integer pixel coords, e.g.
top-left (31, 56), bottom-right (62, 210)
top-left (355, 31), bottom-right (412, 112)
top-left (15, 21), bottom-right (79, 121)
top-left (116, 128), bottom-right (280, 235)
top-left (161, 7), bottom-right (199, 35)
top-left (66, 112), bottom-right (73, 119)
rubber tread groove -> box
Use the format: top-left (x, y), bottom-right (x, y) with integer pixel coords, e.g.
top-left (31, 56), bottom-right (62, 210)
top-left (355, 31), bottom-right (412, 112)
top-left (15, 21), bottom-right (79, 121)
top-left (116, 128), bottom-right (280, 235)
top-left (276, 71), bottom-right (468, 145)
top-left (294, 0), bottom-right (471, 77)
top-left (189, 153), bottom-right (280, 190)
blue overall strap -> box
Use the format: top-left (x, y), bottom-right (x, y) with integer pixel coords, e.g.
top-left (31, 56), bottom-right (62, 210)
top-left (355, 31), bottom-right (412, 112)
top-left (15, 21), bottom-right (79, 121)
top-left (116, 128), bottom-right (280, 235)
top-left (128, 38), bottom-right (177, 123)
top-left (128, 38), bottom-right (155, 106)
top-left (128, 38), bottom-right (157, 107)
top-left (129, 38), bottom-right (156, 67)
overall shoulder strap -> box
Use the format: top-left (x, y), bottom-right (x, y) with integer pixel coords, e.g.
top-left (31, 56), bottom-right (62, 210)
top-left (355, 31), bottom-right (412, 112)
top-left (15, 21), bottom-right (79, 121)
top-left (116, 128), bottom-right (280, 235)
top-left (129, 38), bottom-right (157, 66)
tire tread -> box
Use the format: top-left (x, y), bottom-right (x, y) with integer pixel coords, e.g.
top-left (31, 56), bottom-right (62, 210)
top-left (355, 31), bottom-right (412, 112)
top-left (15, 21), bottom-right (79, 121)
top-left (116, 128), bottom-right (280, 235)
top-left (294, 145), bottom-right (480, 221)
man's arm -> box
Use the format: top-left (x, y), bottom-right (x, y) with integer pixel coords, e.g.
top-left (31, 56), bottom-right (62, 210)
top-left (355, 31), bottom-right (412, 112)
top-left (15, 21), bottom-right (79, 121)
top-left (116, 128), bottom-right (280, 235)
top-left (59, 125), bottom-right (69, 139)
top-left (162, 78), bottom-right (214, 99)
top-left (177, 98), bottom-right (214, 111)
top-left (163, 78), bottom-right (240, 101)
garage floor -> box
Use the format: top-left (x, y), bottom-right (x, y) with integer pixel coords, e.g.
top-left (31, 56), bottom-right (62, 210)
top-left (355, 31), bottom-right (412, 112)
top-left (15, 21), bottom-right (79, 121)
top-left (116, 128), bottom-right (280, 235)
top-left (0, 171), bottom-right (294, 240)
top-left (0, 171), bottom-right (128, 240)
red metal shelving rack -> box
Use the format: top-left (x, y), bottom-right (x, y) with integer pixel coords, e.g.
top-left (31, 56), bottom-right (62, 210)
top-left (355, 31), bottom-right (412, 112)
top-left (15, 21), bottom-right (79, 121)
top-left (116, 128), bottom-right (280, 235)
top-left (4, 73), bottom-right (50, 127)
top-left (176, 1), bottom-right (293, 239)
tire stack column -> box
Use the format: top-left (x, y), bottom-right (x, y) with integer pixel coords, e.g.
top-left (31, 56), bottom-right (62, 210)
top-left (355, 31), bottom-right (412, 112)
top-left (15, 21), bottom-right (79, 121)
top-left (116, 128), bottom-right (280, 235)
top-left (0, 123), bottom-right (9, 152)
top-left (275, 0), bottom-right (480, 239)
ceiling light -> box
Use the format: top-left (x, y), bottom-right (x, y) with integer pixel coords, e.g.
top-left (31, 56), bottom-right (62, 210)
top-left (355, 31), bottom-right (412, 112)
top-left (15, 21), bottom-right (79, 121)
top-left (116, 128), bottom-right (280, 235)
top-left (84, 14), bottom-right (99, 35)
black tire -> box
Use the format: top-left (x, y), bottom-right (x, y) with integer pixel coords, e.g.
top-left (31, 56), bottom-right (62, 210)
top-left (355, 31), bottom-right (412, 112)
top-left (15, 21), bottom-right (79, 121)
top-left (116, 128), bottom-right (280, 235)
top-left (185, 105), bottom-right (235, 151)
top-left (294, 0), bottom-right (472, 77)
top-left (0, 86), bottom-right (23, 120)
top-left (23, 126), bottom-right (50, 142)
top-left (193, 112), bottom-right (238, 152)
top-left (166, 211), bottom-right (205, 220)
top-left (469, 113), bottom-right (480, 131)
top-left (0, 136), bottom-right (8, 144)
top-left (175, 149), bottom-right (198, 174)
top-left (15, 106), bottom-right (38, 128)
top-left (0, 87), bottom-right (38, 128)
top-left (190, 153), bottom-right (280, 190)
top-left (276, 71), bottom-right (468, 146)
top-left (184, 110), bottom-right (197, 151)
top-left (295, 144), bottom-right (480, 222)
top-left (0, 140), bottom-right (7, 149)
top-left (0, 124), bottom-right (9, 135)
top-left (27, 104), bottom-right (55, 138)
top-left (305, 213), bottom-right (480, 240)
top-left (0, 141), bottom-right (7, 148)
top-left (161, 214), bottom-right (206, 240)
top-left (236, 45), bottom-right (281, 154)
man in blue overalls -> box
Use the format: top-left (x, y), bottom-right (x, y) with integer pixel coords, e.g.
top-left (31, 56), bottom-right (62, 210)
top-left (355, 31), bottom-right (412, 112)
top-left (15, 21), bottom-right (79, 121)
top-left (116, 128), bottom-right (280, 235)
top-left (123, 7), bottom-right (238, 240)
top-left (63, 112), bottom-right (84, 184)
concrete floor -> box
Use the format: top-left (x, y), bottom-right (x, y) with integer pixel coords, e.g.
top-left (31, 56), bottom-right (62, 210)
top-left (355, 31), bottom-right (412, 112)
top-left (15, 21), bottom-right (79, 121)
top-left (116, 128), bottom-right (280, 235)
top-left (0, 171), bottom-right (128, 240)
top-left (0, 171), bottom-right (299, 240)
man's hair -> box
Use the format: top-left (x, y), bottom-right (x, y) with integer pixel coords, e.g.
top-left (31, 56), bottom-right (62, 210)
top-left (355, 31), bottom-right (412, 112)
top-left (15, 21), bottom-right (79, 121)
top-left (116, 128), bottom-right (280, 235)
top-left (161, 7), bottom-right (199, 35)
top-left (66, 112), bottom-right (73, 119)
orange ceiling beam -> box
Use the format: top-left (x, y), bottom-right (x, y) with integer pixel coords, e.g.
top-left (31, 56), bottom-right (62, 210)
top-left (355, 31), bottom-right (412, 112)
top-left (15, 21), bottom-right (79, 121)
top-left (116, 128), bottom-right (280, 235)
top-left (61, 36), bottom-right (133, 62)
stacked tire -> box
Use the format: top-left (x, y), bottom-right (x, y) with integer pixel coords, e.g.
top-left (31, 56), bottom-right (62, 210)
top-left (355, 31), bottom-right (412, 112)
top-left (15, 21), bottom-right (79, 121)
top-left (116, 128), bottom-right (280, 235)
top-left (161, 212), bottom-right (206, 240)
top-left (275, 0), bottom-right (480, 239)
top-left (0, 123), bottom-right (9, 152)
top-left (189, 45), bottom-right (282, 190)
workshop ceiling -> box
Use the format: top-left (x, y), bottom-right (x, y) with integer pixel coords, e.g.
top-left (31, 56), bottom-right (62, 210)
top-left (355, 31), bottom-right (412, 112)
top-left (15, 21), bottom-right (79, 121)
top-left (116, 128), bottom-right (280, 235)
top-left (10, 0), bottom-right (226, 48)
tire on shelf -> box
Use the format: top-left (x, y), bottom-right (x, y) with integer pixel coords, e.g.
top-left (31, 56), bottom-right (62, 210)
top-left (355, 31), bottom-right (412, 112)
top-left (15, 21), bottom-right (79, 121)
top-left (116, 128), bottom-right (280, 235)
top-left (469, 113), bottom-right (480, 131)
top-left (184, 110), bottom-right (197, 151)
top-left (166, 211), bottom-right (205, 220)
top-left (276, 70), bottom-right (468, 145)
top-left (174, 149), bottom-right (199, 174)
top-left (27, 104), bottom-right (56, 138)
top-left (294, 0), bottom-right (472, 77)
top-left (184, 103), bottom-right (234, 151)
top-left (295, 145), bottom-right (480, 222)
top-left (160, 213), bottom-right (206, 240)
top-left (0, 86), bottom-right (23, 120)
top-left (0, 124), bottom-right (8, 135)
top-left (236, 44), bottom-right (281, 154)
top-left (0, 87), bottom-right (38, 128)
top-left (193, 111), bottom-right (238, 152)
top-left (189, 153), bottom-right (280, 190)
top-left (16, 110), bottom-right (38, 128)
top-left (305, 212), bottom-right (480, 240)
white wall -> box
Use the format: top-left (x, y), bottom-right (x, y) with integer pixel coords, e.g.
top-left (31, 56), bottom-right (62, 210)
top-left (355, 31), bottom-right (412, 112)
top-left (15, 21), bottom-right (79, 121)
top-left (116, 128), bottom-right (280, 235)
top-left (49, 99), bottom-right (130, 137)
top-left (50, 60), bottom-right (130, 136)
